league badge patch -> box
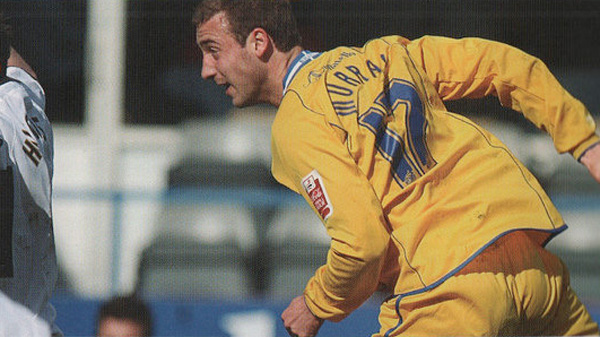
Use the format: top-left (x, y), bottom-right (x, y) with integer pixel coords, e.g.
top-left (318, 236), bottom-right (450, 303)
top-left (301, 170), bottom-right (333, 221)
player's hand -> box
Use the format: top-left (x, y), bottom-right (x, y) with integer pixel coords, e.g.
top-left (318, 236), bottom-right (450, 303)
top-left (580, 142), bottom-right (600, 183)
top-left (281, 295), bottom-right (324, 337)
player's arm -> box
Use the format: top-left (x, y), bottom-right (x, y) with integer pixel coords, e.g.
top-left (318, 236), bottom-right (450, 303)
top-left (405, 36), bottom-right (599, 169)
top-left (7, 47), bottom-right (37, 80)
top-left (272, 93), bottom-right (390, 323)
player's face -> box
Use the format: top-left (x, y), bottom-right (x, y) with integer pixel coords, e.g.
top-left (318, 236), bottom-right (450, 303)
top-left (96, 317), bottom-right (144, 337)
top-left (196, 12), bottom-right (264, 107)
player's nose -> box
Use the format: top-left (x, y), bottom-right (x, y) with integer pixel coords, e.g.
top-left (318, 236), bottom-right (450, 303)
top-left (201, 57), bottom-right (217, 80)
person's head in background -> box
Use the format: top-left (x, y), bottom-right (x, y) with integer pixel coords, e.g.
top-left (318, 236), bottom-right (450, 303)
top-left (96, 294), bottom-right (153, 337)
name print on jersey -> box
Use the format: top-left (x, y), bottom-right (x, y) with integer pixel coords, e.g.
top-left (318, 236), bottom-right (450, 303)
top-left (325, 50), bottom-right (436, 188)
top-left (21, 114), bottom-right (45, 166)
top-left (306, 51), bottom-right (357, 85)
top-left (301, 170), bottom-right (333, 221)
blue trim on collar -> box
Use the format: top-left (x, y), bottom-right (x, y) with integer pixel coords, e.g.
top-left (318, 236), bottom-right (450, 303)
top-left (282, 50), bottom-right (321, 94)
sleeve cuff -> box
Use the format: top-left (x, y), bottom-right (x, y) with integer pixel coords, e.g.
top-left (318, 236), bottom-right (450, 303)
top-left (572, 134), bottom-right (600, 161)
top-left (303, 276), bottom-right (349, 323)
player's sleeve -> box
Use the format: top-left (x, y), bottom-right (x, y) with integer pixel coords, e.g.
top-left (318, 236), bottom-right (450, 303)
top-left (271, 93), bottom-right (390, 322)
top-left (6, 67), bottom-right (46, 110)
top-left (405, 35), bottom-right (599, 160)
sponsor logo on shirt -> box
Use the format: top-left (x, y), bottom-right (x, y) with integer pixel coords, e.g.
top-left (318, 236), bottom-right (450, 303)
top-left (301, 170), bottom-right (333, 221)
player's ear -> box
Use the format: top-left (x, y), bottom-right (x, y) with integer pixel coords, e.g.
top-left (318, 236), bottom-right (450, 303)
top-left (247, 27), bottom-right (272, 59)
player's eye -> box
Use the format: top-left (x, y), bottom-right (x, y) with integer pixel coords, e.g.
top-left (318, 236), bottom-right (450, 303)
top-left (199, 41), bottom-right (218, 55)
top-left (204, 46), bottom-right (219, 59)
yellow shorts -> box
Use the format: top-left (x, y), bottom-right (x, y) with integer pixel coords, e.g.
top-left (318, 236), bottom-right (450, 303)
top-left (374, 231), bottom-right (599, 336)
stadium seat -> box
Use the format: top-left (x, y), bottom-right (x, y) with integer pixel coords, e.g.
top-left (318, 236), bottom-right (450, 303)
top-left (136, 155), bottom-right (281, 300)
top-left (136, 202), bottom-right (259, 300)
top-left (264, 203), bottom-right (331, 301)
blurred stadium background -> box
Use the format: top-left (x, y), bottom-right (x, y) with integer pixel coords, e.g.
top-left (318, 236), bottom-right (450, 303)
top-left (3, 0), bottom-right (599, 336)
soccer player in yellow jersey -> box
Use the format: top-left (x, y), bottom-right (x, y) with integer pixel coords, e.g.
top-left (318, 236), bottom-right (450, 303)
top-left (193, 1), bottom-right (600, 336)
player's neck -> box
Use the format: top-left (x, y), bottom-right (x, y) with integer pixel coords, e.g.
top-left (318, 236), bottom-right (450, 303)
top-left (267, 46), bottom-right (303, 107)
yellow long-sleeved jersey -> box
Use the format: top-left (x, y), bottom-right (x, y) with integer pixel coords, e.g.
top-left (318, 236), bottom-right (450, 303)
top-left (271, 35), bottom-right (600, 322)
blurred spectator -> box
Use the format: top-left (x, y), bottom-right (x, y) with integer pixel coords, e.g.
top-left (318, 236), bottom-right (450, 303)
top-left (96, 294), bottom-right (153, 337)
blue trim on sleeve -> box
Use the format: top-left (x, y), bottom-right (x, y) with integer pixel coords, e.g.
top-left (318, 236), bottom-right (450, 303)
top-left (382, 225), bottom-right (568, 336)
top-left (577, 140), bottom-right (600, 162)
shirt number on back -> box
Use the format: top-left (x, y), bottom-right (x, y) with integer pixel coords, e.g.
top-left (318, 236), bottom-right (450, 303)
top-left (359, 78), bottom-right (435, 187)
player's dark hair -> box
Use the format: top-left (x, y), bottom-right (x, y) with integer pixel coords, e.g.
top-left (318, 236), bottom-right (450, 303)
top-left (193, 0), bottom-right (301, 52)
top-left (0, 12), bottom-right (12, 75)
top-left (96, 294), bottom-right (153, 336)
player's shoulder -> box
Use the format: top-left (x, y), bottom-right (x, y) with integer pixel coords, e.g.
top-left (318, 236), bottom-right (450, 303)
top-left (5, 67), bottom-right (45, 108)
top-left (365, 35), bottom-right (410, 47)
top-left (0, 73), bottom-right (32, 139)
top-left (6, 67), bottom-right (39, 85)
